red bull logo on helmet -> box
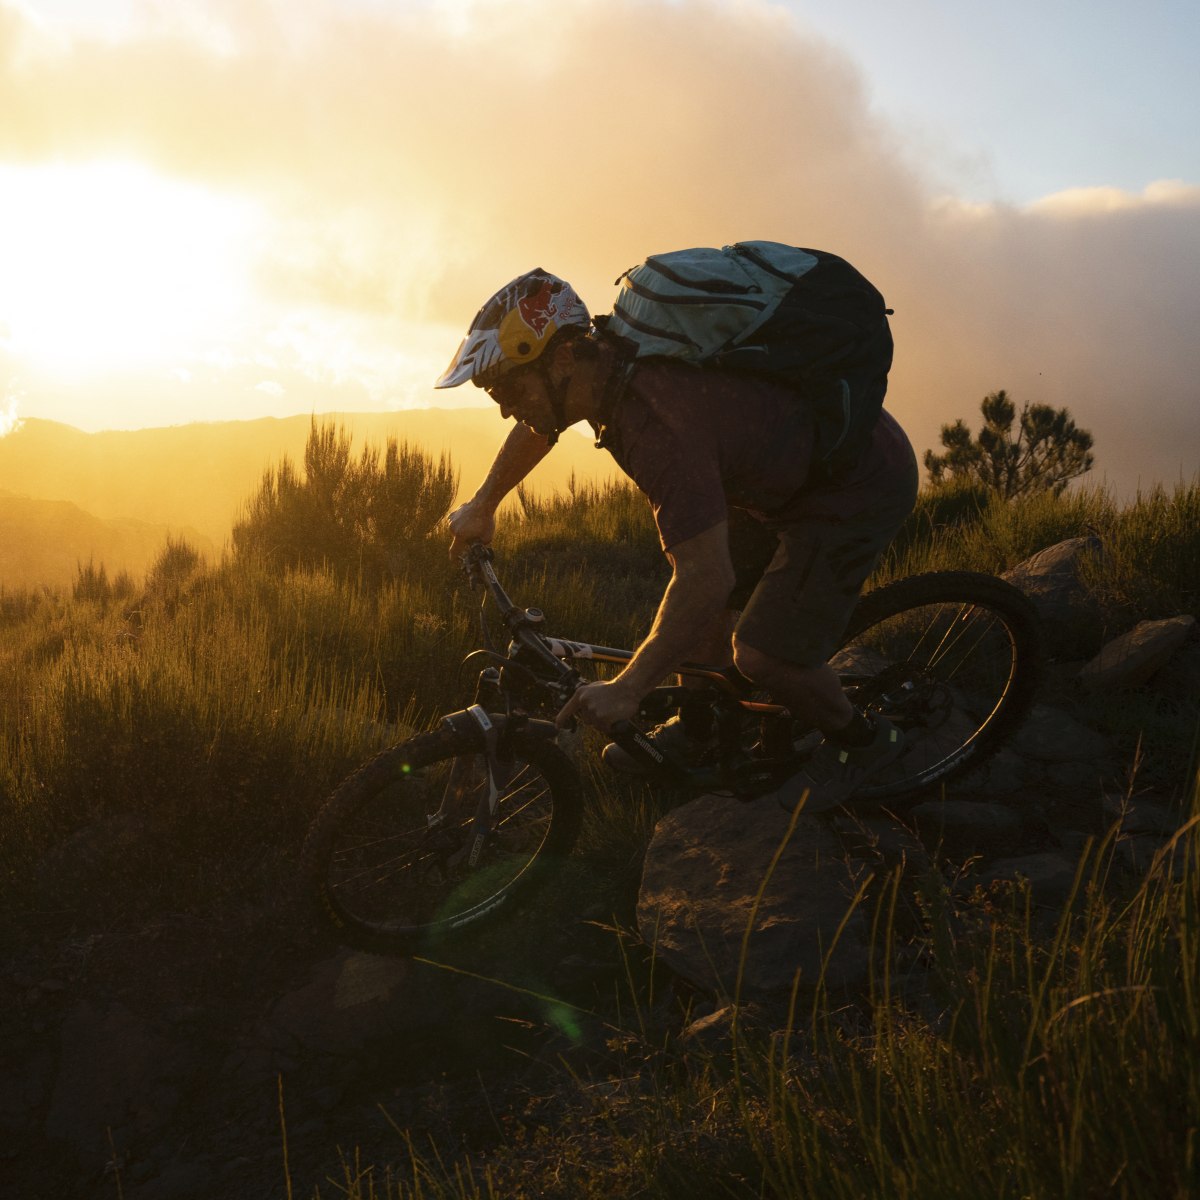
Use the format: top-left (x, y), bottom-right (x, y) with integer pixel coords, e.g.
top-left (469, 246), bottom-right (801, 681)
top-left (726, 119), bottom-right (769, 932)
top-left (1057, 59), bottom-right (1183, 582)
top-left (434, 270), bottom-right (589, 388)
top-left (517, 280), bottom-right (559, 338)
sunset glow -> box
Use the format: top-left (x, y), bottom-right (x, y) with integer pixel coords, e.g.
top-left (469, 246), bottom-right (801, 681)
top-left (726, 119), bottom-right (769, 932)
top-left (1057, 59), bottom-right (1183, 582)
top-left (0, 161), bottom-right (260, 376)
top-left (0, 0), bottom-right (1195, 492)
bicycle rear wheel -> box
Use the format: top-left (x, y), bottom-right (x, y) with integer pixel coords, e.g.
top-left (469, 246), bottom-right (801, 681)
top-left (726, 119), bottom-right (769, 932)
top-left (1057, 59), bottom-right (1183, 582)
top-left (828, 571), bottom-right (1041, 806)
top-left (301, 726), bottom-right (582, 955)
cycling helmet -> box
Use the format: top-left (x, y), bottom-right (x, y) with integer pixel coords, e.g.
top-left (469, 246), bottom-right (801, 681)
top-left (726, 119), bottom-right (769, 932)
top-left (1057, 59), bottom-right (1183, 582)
top-left (435, 269), bottom-right (590, 389)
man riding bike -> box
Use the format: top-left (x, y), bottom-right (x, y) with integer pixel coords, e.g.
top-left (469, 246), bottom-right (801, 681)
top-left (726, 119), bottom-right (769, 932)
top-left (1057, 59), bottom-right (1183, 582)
top-left (436, 257), bottom-right (919, 810)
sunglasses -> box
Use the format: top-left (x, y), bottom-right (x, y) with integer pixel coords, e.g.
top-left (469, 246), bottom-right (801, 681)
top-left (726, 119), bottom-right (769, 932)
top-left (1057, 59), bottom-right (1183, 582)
top-left (477, 365), bottom-right (528, 405)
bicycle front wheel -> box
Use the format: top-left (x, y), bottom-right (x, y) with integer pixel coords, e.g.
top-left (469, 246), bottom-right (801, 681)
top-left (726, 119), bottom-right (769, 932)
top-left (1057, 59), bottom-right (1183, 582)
top-left (301, 726), bottom-right (582, 955)
top-left (830, 571), bottom-right (1042, 805)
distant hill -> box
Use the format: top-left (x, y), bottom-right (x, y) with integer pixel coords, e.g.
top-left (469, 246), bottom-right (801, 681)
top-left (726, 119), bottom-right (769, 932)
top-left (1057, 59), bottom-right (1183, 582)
top-left (0, 491), bottom-right (217, 591)
top-left (0, 410), bottom-right (619, 586)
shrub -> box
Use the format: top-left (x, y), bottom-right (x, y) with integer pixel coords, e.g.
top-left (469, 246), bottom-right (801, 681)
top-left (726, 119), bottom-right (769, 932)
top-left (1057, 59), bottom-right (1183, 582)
top-left (232, 419), bottom-right (458, 586)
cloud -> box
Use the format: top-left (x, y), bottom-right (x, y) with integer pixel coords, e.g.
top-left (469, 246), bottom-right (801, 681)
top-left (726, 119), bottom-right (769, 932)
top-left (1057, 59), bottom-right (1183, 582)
top-left (0, 0), bottom-right (1196, 493)
top-left (1028, 180), bottom-right (1200, 216)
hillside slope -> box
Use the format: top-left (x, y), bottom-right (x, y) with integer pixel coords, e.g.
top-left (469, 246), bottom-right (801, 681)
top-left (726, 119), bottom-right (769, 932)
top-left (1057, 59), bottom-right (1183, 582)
top-left (0, 410), bottom-right (618, 547)
top-left (0, 492), bottom-right (216, 590)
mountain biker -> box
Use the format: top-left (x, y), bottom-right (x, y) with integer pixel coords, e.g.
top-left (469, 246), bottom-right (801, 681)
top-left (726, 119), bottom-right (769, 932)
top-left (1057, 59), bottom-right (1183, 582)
top-left (437, 263), bottom-right (919, 810)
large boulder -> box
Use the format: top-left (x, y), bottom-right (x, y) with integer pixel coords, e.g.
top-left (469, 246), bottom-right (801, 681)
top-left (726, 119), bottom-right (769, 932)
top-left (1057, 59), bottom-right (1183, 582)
top-left (1002, 536), bottom-right (1103, 648)
top-left (636, 793), bottom-right (875, 996)
top-left (1148, 638), bottom-right (1200, 704)
top-left (1011, 704), bottom-right (1112, 763)
top-left (1078, 615), bottom-right (1196, 690)
top-left (45, 1001), bottom-right (192, 1169)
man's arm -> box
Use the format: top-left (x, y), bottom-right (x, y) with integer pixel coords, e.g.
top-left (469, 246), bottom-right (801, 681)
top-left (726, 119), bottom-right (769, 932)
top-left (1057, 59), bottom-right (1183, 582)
top-left (556, 521), bottom-right (735, 731)
top-left (448, 422), bottom-right (552, 554)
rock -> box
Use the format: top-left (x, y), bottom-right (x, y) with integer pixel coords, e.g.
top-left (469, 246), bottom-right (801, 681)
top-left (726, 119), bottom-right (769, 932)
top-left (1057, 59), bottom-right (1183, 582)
top-left (963, 747), bottom-right (1027, 796)
top-left (637, 793), bottom-right (873, 996)
top-left (1045, 759), bottom-right (1113, 792)
top-left (829, 813), bottom-right (931, 874)
top-left (264, 946), bottom-right (542, 1061)
top-left (130, 1153), bottom-right (218, 1200)
top-left (45, 1001), bottom-right (189, 1167)
top-left (266, 951), bottom-right (426, 1057)
top-left (0, 1049), bottom-right (54, 1146)
top-left (1011, 705), bottom-right (1111, 763)
top-left (1114, 834), bottom-right (1170, 877)
top-left (978, 852), bottom-right (1078, 907)
top-left (1148, 640), bottom-right (1200, 704)
top-left (1079, 615), bottom-right (1196, 690)
top-left (909, 800), bottom-right (1025, 856)
top-left (1103, 798), bottom-right (1184, 837)
top-left (1002, 536), bottom-right (1103, 640)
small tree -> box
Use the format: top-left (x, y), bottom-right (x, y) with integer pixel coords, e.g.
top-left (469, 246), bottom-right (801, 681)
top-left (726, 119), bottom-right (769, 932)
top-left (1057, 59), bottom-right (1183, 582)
top-left (232, 419), bottom-right (458, 584)
top-left (924, 390), bottom-right (1095, 499)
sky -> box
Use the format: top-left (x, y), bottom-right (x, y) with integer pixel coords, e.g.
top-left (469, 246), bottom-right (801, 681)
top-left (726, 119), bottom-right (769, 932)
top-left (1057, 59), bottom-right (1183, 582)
top-left (0, 0), bottom-right (1197, 496)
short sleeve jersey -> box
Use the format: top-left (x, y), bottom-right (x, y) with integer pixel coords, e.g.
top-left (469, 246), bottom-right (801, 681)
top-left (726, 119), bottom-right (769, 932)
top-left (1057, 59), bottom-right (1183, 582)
top-left (596, 359), bottom-right (913, 551)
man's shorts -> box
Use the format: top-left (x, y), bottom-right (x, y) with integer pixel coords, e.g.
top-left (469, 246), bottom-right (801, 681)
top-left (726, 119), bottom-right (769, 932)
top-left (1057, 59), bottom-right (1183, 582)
top-left (728, 436), bottom-right (919, 668)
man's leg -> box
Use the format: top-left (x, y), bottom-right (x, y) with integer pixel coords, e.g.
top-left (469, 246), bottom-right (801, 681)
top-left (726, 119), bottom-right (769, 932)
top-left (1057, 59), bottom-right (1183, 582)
top-left (730, 474), bottom-right (918, 804)
top-left (729, 642), bottom-right (854, 733)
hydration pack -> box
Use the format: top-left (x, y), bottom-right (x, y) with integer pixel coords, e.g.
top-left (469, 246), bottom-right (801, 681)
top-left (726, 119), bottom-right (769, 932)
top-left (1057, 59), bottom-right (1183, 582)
top-left (603, 241), bottom-right (894, 471)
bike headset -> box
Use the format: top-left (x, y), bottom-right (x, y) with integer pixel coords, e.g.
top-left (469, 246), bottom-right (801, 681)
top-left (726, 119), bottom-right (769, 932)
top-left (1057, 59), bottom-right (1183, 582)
top-left (434, 269), bottom-right (591, 447)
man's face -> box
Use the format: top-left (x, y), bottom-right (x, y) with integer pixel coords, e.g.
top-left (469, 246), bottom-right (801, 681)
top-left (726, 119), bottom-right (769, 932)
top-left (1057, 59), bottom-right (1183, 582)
top-left (477, 365), bottom-right (556, 436)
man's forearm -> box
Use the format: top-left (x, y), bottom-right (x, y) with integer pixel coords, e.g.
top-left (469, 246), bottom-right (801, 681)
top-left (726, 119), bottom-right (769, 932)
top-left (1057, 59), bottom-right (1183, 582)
top-left (471, 423), bottom-right (552, 509)
top-left (615, 571), bottom-right (729, 698)
top-left (553, 522), bottom-right (735, 732)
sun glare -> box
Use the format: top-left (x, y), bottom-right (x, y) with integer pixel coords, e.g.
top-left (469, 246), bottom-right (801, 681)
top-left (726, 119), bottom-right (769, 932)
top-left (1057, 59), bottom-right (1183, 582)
top-left (0, 161), bottom-right (261, 376)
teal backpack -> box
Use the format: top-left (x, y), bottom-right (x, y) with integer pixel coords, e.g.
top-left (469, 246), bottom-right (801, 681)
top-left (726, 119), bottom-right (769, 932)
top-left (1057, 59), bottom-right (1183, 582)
top-left (602, 241), bottom-right (894, 471)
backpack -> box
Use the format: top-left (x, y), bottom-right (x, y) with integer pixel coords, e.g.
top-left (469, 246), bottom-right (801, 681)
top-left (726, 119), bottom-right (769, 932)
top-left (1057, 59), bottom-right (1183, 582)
top-left (601, 241), bottom-right (894, 472)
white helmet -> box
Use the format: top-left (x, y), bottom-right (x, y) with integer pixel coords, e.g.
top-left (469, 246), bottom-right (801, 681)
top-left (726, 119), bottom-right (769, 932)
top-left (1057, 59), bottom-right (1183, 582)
top-left (435, 269), bottom-right (590, 389)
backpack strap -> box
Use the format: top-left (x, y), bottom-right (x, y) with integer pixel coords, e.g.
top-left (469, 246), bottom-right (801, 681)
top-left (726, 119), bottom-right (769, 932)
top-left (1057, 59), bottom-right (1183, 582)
top-left (589, 330), bottom-right (636, 450)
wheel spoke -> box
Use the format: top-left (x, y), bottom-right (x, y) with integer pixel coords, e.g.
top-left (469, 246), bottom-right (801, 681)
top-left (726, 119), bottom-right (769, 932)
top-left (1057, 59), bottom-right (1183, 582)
top-left (833, 574), bottom-right (1040, 802)
top-left (307, 732), bottom-right (576, 946)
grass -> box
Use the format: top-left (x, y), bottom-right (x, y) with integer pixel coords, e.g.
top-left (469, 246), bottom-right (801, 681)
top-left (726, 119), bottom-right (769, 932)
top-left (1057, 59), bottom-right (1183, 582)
top-left (0, 429), bottom-right (1196, 1196)
top-left (883, 477), bottom-right (1200, 625)
top-left (274, 785), bottom-right (1200, 1200)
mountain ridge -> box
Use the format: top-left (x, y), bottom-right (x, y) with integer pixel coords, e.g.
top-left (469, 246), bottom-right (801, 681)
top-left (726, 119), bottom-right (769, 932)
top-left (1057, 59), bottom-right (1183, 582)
top-left (0, 409), bottom-right (618, 589)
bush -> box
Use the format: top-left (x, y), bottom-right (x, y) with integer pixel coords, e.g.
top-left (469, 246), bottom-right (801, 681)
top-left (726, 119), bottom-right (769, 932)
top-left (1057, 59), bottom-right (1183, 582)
top-left (232, 419), bottom-right (458, 586)
top-left (925, 390), bottom-right (1095, 498)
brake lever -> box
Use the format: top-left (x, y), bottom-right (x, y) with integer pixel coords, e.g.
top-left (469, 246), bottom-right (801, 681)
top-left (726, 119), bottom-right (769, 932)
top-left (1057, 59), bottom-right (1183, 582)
top-left (456, 541), bottom-right (492, 587)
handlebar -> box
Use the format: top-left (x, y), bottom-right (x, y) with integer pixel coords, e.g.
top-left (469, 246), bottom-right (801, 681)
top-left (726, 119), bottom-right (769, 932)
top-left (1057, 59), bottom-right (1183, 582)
top-left (456, 543), bottom-right (695, 778)
top-left (459, 541), bottom-right (582, 693)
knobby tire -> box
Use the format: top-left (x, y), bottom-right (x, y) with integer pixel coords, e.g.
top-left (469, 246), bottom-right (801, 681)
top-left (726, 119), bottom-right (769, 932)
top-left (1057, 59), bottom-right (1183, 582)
top-left (301, 726), bottom-right (582, 955)
top-left (834, 570), bottom-right (1042, 806)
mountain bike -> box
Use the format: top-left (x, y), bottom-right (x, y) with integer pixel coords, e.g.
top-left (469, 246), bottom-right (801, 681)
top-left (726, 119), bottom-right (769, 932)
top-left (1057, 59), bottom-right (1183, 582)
top-left (301, 543), bottom-right (1042, 955)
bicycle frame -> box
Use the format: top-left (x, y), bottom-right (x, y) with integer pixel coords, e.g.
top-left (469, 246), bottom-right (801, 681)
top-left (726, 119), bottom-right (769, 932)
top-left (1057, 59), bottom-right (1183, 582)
top-left (448, 543), bottom-right (800, 796)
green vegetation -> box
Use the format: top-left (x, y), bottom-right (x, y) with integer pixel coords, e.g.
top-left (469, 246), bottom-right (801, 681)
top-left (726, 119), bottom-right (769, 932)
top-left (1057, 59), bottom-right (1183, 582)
top-left (924, 390), bottom-right (1095, 498)
top-left (232, 420), bottom-right (459, 586)
top-left (0, 422), bottom-right (1196, 1197)
top-left (314, 808), bottom-right (1199, 1199)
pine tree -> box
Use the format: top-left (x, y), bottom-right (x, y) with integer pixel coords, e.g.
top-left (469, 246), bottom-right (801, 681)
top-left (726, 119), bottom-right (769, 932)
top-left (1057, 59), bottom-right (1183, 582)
top-left (924, 390), bottom-right (1094, 498)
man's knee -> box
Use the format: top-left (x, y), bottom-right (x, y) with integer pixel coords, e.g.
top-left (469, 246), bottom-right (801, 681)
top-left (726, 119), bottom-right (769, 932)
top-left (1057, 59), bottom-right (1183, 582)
top-left (732, 638), bottom-right (789, 688)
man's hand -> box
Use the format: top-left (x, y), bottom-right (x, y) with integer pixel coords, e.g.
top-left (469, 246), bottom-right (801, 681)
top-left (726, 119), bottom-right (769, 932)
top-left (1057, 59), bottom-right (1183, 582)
top-left (447, 499), bottom-right (497, 558)
top-left (556, 678), bottom-right (641, 733)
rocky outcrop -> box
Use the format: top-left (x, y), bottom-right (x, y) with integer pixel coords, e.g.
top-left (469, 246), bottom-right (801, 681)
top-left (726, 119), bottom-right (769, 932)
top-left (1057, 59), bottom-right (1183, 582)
top-left (45, 1002), bottom-right (192, 1172)
top-left (1079, 615), bottom-right (1196, 689)
top-left (1001, 536), bottom-right (1102, 629)
top-left (636, 794), bottom-right (874, 996)
top-left (638, 536), bottom-right (1197, 998)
